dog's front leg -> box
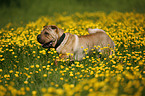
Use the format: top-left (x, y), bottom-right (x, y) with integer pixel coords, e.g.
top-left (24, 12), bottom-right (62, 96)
top-left (54, 54), bottom-right (67, 66)
top-left (54, 54), bottom-right (68, 66)
top-left (56, 54), bottom-right (74, 65)
top-left (61, 54), bottom-right (73, 61)
top-left (54, 60), bottom-right (58, 66)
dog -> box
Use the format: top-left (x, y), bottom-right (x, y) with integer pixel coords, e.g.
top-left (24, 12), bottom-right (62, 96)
top-left (37, 25), bottom-right (115, 64)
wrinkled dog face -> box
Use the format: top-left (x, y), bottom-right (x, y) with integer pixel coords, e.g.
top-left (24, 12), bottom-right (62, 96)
top-left (37, 25), bottom-right (58, 48)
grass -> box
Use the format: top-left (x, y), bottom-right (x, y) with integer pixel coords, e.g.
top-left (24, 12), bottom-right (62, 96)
top-left (0, 11), bottom-right (145, 96)
top-left (0, 0), bottom-right (145, 95)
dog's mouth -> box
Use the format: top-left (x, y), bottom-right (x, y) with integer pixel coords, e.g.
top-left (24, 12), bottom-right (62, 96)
top-left (41, 41), bottom-right (53, 48)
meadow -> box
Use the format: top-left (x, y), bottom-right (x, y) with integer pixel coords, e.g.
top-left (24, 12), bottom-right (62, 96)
top-left (0, 11), bottom-right (145, 96)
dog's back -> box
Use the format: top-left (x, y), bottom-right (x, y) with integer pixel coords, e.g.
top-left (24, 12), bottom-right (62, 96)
top-left (88, 28), bottom-right (106, 34)
top-left (77, 29), bottom-right (115, 58)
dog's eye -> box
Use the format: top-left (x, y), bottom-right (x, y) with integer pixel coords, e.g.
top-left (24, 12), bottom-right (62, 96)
top-left (44, 32), bottom-right (49, 35)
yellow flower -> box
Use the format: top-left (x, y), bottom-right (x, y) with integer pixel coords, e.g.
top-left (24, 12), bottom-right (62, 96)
top-left (90, 71), bottom-right (94, 75)
top-left (26, 87), bottom-right (30, 91)
top-left (70, 73), bottom-right (73, 76)
top-left (84, 48), bottom-right (88, 52)
top-left (66, 53), bottom-right (70, 56)
top-left (47, 61), bottom-right (50, 63)
top-left (32, 91), bottom-right (37, 95)
top-left (71, 53), bottom-right (74, 56)
top-left (0, 69), bottom-right (3, 72)
top-left (97, 46), bottom-right (100, 48)
top-left (32, 51), bottom-right (36, 53)
top-left (109, 55), bottom-right (112, 58)
top-left (48, 87), bottom-right (55, 93)
top-left (43, 66), bottom-right (46, 68)
top-left (60, 77), bottom-right (64, 80)
top-left (37, 56), bottom-right (40, 58)
top-left (86, 56), bottom-right (89, 58)
top-left (83, 57), bottom-right (86, 59)
top-left (15, 74), bottom-right (19, 77)
top-left (55, 84), bottom-right (59, 87)
top-left (36, 64), bottom-right (39, 68)
top-left (75, 62), bottom-right (79, 65)
top-left (56, 88), bottom-right (64, 95)
top-left (30, 65), bottom-right (34, 68)
top-left (41, 88), bottom-right (47, 93)
top-left (84, 85), bottom-right (89, 90)
top-left (24, 67), bottom-right (29, 70)
top-left (43, 74), bottom-right (47, 77)
top-left (70, 72), bottom-right (74, 76)
top-left (139, 60), bottom-right (143, 65)
top-left (24, 81), bottom-right (28, 84)
top-left (27, 75), bottom-right (31, 78)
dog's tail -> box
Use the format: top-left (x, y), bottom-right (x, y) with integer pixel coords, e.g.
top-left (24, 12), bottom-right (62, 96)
top-left (88, 28), bottom-right (106, 34)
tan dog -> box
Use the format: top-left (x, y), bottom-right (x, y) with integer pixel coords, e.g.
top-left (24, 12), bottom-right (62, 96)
top-left (37, 25), bottom-right (115, 62)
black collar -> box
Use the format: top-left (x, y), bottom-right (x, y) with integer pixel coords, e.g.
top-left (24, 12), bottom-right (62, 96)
top-left (55, 33), bottom-right (65, 49)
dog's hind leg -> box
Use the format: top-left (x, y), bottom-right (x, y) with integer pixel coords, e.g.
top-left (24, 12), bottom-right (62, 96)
top-left (87, 28), bottom-right (106, 34)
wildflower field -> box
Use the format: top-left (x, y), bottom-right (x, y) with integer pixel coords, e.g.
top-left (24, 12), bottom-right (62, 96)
top-left (0, 11), bottom-right (145, 96)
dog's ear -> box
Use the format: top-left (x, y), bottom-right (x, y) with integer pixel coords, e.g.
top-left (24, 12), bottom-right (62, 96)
top-left (50, 25), bottom-right (57, 29)
top-left (50, 25), bottom-right (58, 33)
top-left (50, 25), bottom-right (64, 33)
top-left (43, 25), bottom-right (48, 29)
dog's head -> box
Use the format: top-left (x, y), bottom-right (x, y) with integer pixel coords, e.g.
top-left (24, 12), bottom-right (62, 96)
top-left (37, 25), bottom-right (64, 48)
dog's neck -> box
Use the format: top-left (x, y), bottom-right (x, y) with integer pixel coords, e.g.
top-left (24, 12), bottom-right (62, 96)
top-left (55, 33), bottom-right (65, 49)
top-left (57, 28), bottom-right (64, 39)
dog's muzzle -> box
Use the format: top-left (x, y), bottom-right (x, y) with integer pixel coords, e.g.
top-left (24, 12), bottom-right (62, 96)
top-left (37, 34), bottom-right (53, 48)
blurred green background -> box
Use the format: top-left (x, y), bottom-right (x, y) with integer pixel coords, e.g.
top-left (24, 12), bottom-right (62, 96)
top-left (0, 0), bottom-right (145, 28)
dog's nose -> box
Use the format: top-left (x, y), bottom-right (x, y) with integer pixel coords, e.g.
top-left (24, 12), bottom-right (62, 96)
top-left (37, 34), bottom-right (41, 41)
